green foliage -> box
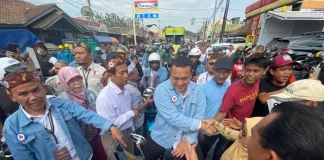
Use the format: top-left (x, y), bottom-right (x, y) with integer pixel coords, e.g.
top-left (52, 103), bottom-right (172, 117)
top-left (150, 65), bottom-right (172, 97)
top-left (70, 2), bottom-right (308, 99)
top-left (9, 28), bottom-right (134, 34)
top-left (94, 11), bottom-right (140, 27)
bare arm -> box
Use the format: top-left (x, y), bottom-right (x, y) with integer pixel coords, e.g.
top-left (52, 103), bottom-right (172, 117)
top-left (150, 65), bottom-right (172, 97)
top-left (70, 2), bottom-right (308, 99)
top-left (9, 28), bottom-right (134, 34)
top-left (214, 111), bottom-right (227, 122)
top-left (258, 89), bottom-right (284, 104)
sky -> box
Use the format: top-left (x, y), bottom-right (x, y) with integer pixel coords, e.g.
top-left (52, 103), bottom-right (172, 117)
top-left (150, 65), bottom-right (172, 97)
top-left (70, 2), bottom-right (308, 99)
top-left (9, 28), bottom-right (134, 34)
top-left (26, 0), bottom-right (255, 32)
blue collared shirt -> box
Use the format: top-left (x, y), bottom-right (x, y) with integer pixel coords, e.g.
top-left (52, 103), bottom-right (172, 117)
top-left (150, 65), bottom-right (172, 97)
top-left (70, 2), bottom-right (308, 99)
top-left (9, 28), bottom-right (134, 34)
top-left (3, 98), bottom-right (112, 160)
top-left (151, 80), bottom-right (206, 149)
top-left (201, 79), bottom-right (230, 120)
top-left (141, 67), bottom-right (168, 86)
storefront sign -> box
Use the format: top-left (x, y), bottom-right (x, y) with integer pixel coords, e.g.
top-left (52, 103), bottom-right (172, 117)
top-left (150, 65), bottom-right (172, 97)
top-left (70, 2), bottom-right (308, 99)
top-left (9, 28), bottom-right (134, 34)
top-left (134, 0), bottom-right (158, 12)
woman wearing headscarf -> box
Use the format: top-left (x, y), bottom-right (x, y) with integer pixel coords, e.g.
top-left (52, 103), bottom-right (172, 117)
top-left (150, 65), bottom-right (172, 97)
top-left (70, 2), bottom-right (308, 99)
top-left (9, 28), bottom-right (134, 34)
top-left (58, 66), bottom-right (107, 160)
top-left (206, 117), bottom-right (263, 160)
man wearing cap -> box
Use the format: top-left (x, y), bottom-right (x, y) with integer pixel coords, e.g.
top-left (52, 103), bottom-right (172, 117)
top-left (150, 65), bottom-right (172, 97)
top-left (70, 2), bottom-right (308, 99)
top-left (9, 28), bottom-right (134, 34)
top-left (211, 54), bottom-right (268, 159)
top-left (125, 63), bottom-right (153, 137)
top-left (1, 69), bottom-right (124, 160)
top-left (252, 54), bottom-right (298, 117)
top-left (270, 79), bottom-right (324, 111)
top-left (199, 57), bottom-right (233, 159)
top-left (75, 42), bottom-right (105, 96)
top-left (96, 55), bottom-right (138, 159)
top-left (45, 61), bottom-right (68, 96)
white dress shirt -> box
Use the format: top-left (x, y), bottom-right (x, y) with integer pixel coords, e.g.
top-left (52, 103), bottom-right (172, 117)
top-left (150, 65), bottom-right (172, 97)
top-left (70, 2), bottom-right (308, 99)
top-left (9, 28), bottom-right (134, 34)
top-left (96, 81), bottom-right (135, 131)
top-left (21, 102), bottom-right (80, 160)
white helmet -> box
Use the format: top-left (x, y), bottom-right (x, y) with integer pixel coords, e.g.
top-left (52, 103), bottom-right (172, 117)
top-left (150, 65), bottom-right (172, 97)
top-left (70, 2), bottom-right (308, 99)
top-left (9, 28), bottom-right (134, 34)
top-left (189, 48), bottom-right (202, 56)
top-left (0, 57), bottom-right (26, 79)
top-left (148, 53), bottom-right (161, 62)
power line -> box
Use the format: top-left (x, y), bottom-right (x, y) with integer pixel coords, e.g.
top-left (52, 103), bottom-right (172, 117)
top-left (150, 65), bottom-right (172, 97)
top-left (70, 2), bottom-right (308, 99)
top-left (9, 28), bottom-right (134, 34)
top-left (103, 0), bottom-right (244, 12)
top-left (62, 0), bottom-right (82, 9)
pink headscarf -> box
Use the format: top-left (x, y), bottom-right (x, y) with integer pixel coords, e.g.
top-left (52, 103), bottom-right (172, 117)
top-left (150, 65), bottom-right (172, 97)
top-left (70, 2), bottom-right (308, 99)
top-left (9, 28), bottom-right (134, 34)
top-left (58, 66), bottom-right (87, 108)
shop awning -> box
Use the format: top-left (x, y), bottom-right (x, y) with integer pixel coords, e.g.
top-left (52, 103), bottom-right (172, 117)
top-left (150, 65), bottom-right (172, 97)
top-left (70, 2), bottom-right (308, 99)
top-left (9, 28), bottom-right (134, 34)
top-left (267, 11), bottom-right (324, 20)
top-left (111, 37), bottom-right (119, 44)
top-left (94, 36), bottom-right (112, 43)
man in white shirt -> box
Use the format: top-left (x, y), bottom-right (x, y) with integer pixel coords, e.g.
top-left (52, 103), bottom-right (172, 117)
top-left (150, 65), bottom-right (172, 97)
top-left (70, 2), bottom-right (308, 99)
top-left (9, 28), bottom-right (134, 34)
top-left (96, 55), bottom-right (138, 159)
top-left (45, 60), bottom-right (67, 96)
top-left (74, 43), bottom-right (105, 96)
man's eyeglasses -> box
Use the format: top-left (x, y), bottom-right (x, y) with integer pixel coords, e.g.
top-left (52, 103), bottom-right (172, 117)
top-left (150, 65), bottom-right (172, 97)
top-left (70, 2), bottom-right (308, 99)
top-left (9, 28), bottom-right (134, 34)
top-left (150, 61), bottom-right (160, 65)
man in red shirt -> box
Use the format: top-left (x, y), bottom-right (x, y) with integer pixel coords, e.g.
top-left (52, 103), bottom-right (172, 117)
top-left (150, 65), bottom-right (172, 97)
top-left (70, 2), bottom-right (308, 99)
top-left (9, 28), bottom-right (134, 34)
top-left (212, 54), bottom-right (268, 159)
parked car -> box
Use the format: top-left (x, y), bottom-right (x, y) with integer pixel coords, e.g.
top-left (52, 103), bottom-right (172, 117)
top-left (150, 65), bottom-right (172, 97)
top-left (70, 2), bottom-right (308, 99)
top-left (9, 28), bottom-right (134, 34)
top-left (213, 37), bottom-right (246, 49)
top-left (265, 32), bottom-right (324, 60)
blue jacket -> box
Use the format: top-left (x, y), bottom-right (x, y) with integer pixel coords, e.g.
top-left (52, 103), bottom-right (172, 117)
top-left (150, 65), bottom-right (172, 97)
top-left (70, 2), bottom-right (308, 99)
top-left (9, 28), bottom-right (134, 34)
top-left (196, 63), bottom-right (206, 77)
top-left (57, 50), bottom-right (73, 63)
top-left (141, 67), bottom-right (168, 85)
top-left (151, 80), bottom-right (206, 148)
top-left (69, 60), bottom-right (79, 67)
top-left (3, 98), bottom-right (112, 160)
top-left (141, 53), bottom-right (148, 69)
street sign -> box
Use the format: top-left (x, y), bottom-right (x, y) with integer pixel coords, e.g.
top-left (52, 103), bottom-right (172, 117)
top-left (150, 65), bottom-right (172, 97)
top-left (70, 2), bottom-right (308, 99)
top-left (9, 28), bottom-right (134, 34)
top-left (134, 0), bottom-right (158, 13)
top-left (135, 13), bottom-right (159, 19)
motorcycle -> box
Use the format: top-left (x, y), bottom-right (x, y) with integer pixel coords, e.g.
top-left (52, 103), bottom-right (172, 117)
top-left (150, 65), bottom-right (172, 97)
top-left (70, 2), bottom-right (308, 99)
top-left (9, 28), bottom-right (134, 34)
top-left (114, 134), bottom-right (146, 160)
top-left (0, 137), bottom-right (13, 160)
top-left (231, 50), bottom-right (248, 83)
top-left (142, 87), bottom-right (156, 139)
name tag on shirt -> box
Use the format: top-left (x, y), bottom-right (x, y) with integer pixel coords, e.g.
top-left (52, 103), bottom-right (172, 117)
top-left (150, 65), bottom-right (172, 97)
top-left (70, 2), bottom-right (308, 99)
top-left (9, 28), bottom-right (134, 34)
top-left (53, 147), bottom-right (71, 160)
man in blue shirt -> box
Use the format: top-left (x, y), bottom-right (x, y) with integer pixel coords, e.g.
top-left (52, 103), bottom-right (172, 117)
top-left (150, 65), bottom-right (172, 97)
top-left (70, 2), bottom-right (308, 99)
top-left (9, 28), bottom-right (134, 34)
top-left (1, 69), bottom-right (124, 160)
top-left (141, 47), bottom-right (153, 70)
top-left (142, 56), bottom-right (214, 160)
top-left (199, 57), bottom-right (233, 159)
top-left (56, 44), bottom-right (73, 63)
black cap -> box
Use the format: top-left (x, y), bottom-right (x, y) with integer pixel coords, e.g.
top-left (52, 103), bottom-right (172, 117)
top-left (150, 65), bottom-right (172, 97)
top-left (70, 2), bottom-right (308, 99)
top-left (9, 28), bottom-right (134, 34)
top-left (105, 52), bottom-right (118, 63)
top-left (213, 57), bottom-right (233, 70)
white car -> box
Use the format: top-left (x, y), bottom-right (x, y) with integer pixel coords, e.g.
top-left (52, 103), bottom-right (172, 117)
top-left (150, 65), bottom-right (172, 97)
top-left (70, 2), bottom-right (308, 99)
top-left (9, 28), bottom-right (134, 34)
top-left (213, 37), bottom-right (246, 49)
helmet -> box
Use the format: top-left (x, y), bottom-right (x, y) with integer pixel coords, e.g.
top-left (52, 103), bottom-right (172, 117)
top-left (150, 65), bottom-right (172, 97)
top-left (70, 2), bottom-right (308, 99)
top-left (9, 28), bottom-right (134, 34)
top-left (58, 45), bottom-right (63, 49)
top-left (148, 53), bottom-right (161, 62)
top-left (64, 44), bottom-right (70, 48)
top-left (146, 47), bottom-right (153, 53)
top-left (143, 87), bottom-right (155, 101)
top-left (316, 51), bottom-right (324, 59)
top-left (0, 57), bottom-right (26, 79)
top-left (178, 47), bottom-right (188, 54)
top-left (188, 48), bottom-right (202, 56)
top-left (95, 47), bottom-right (102, 51)
top-left (117, 48), bottom-right (126, 54)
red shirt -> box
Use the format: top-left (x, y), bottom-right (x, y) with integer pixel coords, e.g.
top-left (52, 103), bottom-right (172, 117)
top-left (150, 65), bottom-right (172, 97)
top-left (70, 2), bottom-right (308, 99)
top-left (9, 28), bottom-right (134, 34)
top-left (220, 79), bottom-right (260, 122)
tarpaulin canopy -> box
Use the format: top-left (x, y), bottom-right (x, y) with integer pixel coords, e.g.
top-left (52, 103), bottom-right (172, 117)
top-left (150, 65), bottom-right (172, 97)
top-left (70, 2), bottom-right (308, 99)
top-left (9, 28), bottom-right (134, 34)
top-left (0, 29), bottom-right (42, 50)
top-left (94, 36), bottom-right (112, 43)
top-left (111, 37), bottom-right (119, 44)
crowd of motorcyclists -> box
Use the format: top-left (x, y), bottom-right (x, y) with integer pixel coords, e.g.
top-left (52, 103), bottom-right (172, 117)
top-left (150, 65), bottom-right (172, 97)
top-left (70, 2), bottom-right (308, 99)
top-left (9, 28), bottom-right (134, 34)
top-left (0, 38), bottom-right (324, 160)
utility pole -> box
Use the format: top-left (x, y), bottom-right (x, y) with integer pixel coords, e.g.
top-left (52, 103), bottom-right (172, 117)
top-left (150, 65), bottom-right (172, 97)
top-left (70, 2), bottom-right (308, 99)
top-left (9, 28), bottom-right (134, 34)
top-left (87, 0), bottom-right (95, 36)
top-left (219, 0), bottom-right (230, 43)
top-left (210, 0), bottom-right (218, 43)
top-left (132, 3), bottom-right (137, 45)
top-left (142, 19), bottom-right (145, 41)
top-left (203, 19), bottom-right (208, 40)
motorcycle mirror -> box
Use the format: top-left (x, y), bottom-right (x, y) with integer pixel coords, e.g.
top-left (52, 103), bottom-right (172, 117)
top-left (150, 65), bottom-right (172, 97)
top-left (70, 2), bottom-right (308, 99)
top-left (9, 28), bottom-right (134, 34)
top-left (130, 134), bottom-right (146, 145)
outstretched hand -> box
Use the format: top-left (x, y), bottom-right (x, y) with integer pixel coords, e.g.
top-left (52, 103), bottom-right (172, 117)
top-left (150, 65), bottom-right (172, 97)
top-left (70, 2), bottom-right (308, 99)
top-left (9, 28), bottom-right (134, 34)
top-left (184, 137), bottom-right (198, 160)
top-left (223, 117), bottom-right (242, 130)
top-left (110, 126), bottom-right (127, 147)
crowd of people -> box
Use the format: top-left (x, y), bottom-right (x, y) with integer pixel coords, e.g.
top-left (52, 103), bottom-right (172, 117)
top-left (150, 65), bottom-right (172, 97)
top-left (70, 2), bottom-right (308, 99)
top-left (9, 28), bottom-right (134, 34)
top-left (0, 40), bottom-right (324, 160)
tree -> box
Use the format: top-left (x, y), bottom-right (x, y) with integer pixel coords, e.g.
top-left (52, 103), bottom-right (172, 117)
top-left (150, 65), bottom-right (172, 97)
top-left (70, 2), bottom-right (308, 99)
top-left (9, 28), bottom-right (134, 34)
top-left (94, 11), bottom-right (140, 27)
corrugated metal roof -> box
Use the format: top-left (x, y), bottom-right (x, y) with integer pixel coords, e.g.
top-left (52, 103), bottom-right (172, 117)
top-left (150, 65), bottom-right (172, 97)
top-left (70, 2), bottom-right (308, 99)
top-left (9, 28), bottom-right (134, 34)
top-left (268, 11), bottom-right (324, 20)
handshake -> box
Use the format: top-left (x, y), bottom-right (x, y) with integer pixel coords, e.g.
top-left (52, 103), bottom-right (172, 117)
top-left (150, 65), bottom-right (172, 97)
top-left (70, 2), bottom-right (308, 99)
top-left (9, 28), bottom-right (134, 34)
top-left (200, 118), bottom-right (242, 136)
top-left (200, 119), bottom-right (218, 135)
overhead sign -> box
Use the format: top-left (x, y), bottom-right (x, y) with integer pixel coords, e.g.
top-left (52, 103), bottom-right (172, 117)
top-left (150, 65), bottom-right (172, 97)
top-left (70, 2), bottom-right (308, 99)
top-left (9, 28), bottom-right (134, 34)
top-left (165, 27), bottom-right (185, 35)
top-left (134, 0), bottom-right (159, 19)
top-left (135, 0), bottom-right (158, 12)
top-left (74, 18), bottom-right (109, 33)
top-left (135, 13), bottom-right (159, 19)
